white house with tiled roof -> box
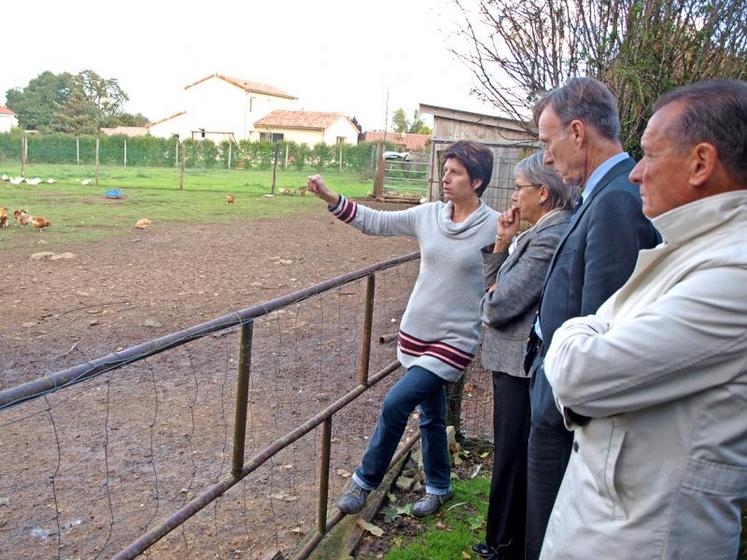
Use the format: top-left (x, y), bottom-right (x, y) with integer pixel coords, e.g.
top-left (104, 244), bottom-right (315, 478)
top-left (254, 110), bottom-right (360, 145)
top-left (0, 106), bottom-right (18, 133)
top-left (147, 73), bottom-right (299, 142)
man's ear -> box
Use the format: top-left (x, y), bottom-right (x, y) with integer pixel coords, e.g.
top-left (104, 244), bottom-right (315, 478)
top-left (689, 143), bottom-right (718, 188)
top-left (472, 178), bottom-right (483, 192)
top-left (569, 119), bottom-right (585, 148)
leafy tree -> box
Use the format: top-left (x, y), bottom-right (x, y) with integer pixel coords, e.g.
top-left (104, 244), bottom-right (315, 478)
top-left (101, 112), bottom-right (150, 127)
top-left (53, 91), bottom-right (99, 135)
top-left (407, 110), bottom-right (432, 134)
top-left (75, 69), bottom-right (129, 119)
top-left (452, 0), bottom-right (747, 154)
top-left (5, 71), bottom-right (75, 131)
top-left (5, 69), bottom-right (133, 133)
top-left (391, 108), bottom-right (432, 134)
top-left (391, 108), bottom-right (409, 132)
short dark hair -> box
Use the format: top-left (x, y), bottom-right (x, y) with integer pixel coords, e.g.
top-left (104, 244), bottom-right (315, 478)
top-left (533, 77), bottom-right (621, 141)
top-left (443, 140), bottom-right (494, 197)
top-left (654, 79), bottom-right (747, 185)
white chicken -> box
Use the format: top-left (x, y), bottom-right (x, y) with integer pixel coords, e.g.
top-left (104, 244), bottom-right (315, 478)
top-left (9, 177), bottom-right (24, 185)
top-left (80, 179), bottom-right (92, 186)
top-left (26, 177), bottom-right (42, 186)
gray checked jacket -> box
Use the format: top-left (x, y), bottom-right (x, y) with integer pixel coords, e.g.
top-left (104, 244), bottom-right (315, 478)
top-left (479, 210), bottom-right (570, 377)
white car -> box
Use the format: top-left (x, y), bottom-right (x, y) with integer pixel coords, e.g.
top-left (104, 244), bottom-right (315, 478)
top-left (383, 151), bottom-right (411, 161)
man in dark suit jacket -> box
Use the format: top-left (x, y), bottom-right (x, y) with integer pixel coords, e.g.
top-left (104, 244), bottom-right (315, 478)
top-left (524, 77), bottom-right (660, 560)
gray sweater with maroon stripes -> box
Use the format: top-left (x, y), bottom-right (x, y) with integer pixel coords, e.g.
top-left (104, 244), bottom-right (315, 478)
top-left (330, 195), bottom-right (497, 381)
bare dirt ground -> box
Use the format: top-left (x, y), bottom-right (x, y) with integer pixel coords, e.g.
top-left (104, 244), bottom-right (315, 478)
top-left (0, 202), bottom-right (417, 389)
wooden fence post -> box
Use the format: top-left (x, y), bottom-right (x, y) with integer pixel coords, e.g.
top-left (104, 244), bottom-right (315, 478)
top-left (373, 141), bottom-right (384, 197)
top-left (76, 136), bottom-right (80, 165)
top-left (271, 142), bottom-right (279, 195)
top-left (227, 142), bottom-right (232, 169)
top-left (284, 143), bottom-right (289, 170)
top-left (20, 136), bottom-right (27, 177)
top-left (179, 141), bottom-right (185, 190)
top-left (95, 137), bottom-right (100, 186)
top-left (124, 139), bottom-right (127, 168)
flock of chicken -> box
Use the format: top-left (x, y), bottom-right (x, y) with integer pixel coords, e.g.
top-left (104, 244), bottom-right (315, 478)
top-left (1, 176), bottom-right (241, 233)
top-left (0, 207), bottom-right (51, 230)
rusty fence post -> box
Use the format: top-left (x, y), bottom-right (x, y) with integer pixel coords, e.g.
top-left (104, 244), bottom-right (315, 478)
top-left (317, 417), bottom-right (332, 533)
top-left (358, 274), bottom-right (376, 386)
top-left (232, 321), bottom-right (254, 477)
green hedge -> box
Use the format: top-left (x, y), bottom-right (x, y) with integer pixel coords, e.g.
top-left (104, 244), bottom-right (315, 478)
top-left (0, 132), bottom-right (402, 172)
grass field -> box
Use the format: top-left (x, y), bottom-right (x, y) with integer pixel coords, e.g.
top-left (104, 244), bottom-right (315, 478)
top-left (0, 163), bottom-right (373, 247)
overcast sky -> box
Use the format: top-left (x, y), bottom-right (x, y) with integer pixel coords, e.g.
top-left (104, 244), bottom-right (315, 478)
top-left (1, 0), bottom-right (500, 131)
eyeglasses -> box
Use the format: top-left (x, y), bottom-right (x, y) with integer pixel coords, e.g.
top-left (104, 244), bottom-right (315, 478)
top-left (514, 183), bottom-right (543, 192)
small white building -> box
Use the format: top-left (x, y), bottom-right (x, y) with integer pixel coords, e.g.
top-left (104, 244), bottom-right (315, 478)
top-left (0, 106), bottom-right (18, 133)
top-left (253, 110), bottom-right (360, 145)
top-left (147, 73), bottom-right (298, 142)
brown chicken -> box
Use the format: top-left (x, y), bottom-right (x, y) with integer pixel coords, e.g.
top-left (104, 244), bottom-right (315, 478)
top-left (0, 207), bottom-right (7, 229)
top-left (134, 218), bottom-right (152, 230)
top-left (226, 194), bottom-right (235, 204)
top-left (31, 216), bottom-right (51, 230)
top-left (17, 210), bottom-right (33, 226)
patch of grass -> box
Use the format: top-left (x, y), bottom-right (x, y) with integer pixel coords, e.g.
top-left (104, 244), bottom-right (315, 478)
top-left (0, 164), bottom-right (372, 248)
top-left (382, 476), bottom-right (491, 560)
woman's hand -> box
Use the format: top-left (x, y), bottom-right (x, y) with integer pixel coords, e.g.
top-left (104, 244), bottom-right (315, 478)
top-left (494, 206), bottom-right (520, 252)
top-left (307, 174), bottom-right (340, 206)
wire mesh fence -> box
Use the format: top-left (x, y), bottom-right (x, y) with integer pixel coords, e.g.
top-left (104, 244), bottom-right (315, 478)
top-left (0, 254), bottom-right (494, 560)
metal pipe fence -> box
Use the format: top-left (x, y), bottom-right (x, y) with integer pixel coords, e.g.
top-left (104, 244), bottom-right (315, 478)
top-left (0, 252), bottom-right (494, 559)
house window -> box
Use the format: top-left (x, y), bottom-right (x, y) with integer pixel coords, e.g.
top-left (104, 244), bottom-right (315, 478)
top-left (336, 136), bottom-right (346, 144)
top-left (259, 132), bottom-right (284, 142)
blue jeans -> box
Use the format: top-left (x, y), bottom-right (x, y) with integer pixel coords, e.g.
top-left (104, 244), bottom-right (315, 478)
top-left (353, 366), bottom-right (451, 495)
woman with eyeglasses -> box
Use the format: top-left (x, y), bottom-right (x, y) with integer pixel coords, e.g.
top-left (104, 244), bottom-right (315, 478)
top-left (473, 151), bottom-right (577, 560)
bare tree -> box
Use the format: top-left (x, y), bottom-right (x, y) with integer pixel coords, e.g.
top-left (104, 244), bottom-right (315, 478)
top-left (452, 0), bottom-right (747, 152)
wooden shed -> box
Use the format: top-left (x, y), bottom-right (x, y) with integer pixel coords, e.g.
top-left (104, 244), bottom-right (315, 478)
top-left (419, 103), bottom-right (539, 209)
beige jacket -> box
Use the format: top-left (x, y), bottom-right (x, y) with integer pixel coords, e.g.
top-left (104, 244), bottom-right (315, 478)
top-left (542, 191), bottom-right (747, 559)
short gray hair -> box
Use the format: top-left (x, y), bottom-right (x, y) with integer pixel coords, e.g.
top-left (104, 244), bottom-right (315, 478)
top-left (533, 77), bottom-right (621, 141)
top-left (515, 152), bottom-right (578, 211)
top-left (654, 79), bottom-right (747, 185)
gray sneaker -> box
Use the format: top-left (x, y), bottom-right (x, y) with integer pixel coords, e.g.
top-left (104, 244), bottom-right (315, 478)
top-left (411, 490), bottom-right (453, 517)
top-left (337, 481), bottom-right (370, 514)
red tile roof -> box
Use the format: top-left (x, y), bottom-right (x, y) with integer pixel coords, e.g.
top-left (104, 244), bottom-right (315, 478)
top-left (185, 73), bottom-right (297, 100)
top-left (0, 106), bottom-right (16, 116)
top-left (254, 110), bottom-right (351, 131)
top-left (364, 131), bottom-right (430, 151)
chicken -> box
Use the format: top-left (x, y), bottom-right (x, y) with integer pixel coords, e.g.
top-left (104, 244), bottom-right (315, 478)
top-left (26, 177), bottom-right (42, 186)
top-left (80, 179), bottom-right (92, 186)
top-left (46, 178), bottom-right (56, 184)
top-left (134, 218), bottom-right (152, 230)
top-left (226, 194), bottom-right (235, 204)
top-left (14, 209), bottom-right (30, 225)
top-left (1, 174), bottom-right (9, 181)
top-left (31, 216), bottom-right (51, 230)
top-left (9, 177), bottom-right (24, 185)
top-left (0, 208), bottom-right (7, 229)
